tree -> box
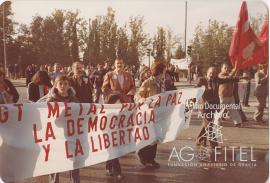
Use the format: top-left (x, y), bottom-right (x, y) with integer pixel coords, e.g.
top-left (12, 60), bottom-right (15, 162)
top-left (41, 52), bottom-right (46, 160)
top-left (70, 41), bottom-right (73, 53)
top-left (16, 24), bottom-right (33, 68)
top-left (166, 29), bottom-right (172, 62)
top-left (99, 7), bottom-right (118, 63)
top-left (84, 17), bottom-right (102, 64)
top-left (116, 26), bottom-right (129, 61)
top-left (127, 16), bottom-right (149, 66)
top-left (153, 27), bottom-right (166, 61)
top-left (191, 20), bottom-right (233, 72)
top-left (174, 44), bottom-right (185, 59)
top-left (16, 10), bottom-right (73, 66)
top-left (65, 10), bottom-right (81, 63)
top-left (71, 22), bottom-right (79, 62)
top-left (77, 18), bottom-right (88, 64)
top-left (29, 15), bottom-right (44, 63)
top-left (12, 6), bottom-right (154, 68)
top-left (84, 7), bottom-right (118, 65)
top-left (42, 10), bottom-right (70, 64)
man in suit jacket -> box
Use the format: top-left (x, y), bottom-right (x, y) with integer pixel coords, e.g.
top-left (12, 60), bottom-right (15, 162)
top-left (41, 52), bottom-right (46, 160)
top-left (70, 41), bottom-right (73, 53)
top-left (69, 62), bottom-right (93, 103)
top-left (101, 58), bottom-right (135, 182)
top-left (102, 58), bottom-right (135, 104)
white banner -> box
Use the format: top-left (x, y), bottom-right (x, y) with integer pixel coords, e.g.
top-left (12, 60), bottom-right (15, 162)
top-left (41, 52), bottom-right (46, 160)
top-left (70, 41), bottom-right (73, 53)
top-left (0, 88), bottom-right (204, 182)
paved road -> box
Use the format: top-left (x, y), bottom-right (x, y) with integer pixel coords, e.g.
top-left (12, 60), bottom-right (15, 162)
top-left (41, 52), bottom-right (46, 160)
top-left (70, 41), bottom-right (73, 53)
top-left (8, 78), bottom-right (270, 183)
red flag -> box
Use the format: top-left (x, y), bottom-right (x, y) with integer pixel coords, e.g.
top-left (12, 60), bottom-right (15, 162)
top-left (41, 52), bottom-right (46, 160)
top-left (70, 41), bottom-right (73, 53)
top-left (240, 19), bottom-right (269, 68)
top-left (258, 19), bottom-right (268, 63)
top-left (229, 1), bottom-right (263, 69)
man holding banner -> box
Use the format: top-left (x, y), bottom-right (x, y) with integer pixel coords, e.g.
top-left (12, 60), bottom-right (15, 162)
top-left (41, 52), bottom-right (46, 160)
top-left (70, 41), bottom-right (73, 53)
top-left (102, 57), bottom-right (136, 182)
top-left (135, 61), bottom-right (167, 168)
top-left (0, 79), bottom-right (204, 183)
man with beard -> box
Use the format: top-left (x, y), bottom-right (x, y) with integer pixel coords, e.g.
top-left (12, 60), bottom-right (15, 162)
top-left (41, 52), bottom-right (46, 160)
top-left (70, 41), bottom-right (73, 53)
top-left (69, 61), bottom-right (93, 103)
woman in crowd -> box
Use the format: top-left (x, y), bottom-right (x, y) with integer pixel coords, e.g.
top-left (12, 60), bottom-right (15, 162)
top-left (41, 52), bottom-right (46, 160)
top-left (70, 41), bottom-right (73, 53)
top-left (139, 67), bottom-right (151, 86)
top-left (27, 70), bottom-right (52, 102)
top-left (165, 64), bottom-right (177, 91)
top-left (0, 70), bottom-right (19, 104)
top-left (0, 70), bottom-right (19, 183)
top-left (38, 75), bottom-right (80, 183)
top-left (135, 61), bottom-right (167, 168)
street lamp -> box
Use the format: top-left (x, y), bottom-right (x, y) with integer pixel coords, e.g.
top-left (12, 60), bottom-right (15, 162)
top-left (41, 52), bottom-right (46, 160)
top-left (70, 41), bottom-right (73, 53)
top-left (2, 4), bottom-right (7, 74)
top-left (146, 48), bottom-right (151, 68)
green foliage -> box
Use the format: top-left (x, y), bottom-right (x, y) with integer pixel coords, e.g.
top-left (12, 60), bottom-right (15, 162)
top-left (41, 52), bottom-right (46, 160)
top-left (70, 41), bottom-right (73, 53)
top-left (191, 20), bottom-right (234, 72)
top-left (127, 16), bottom-right (149, 66)
top-left (84, 11), bottom-right (149, 67)
top-left (152, 27), bottom-right (166, 61)
top-left (174, 44), bottom-right (185, 59)
top-left (116, 26), bottom-right (129, 61)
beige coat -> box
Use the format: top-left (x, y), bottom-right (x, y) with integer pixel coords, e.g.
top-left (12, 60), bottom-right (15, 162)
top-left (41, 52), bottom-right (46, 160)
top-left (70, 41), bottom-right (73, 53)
top-left (218, 72), bottom-right (235, 97)
top-left (136, 77), bottom-right (163, 100)
top-left (102, 71), bottom-right (135, 104)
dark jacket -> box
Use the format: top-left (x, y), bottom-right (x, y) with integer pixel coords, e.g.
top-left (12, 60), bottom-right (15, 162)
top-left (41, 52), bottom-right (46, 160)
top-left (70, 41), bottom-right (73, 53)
top-left (165, 71), bottom-right (177, 91)
top-left (1, 79), bottom-right (19, 103)
top-left (254, 71), bottom-right (268, 97)
top-left (38, 87), bottom-right (78, 103)
top-left (27, 82), bottom-right (52, 102)
top-left (197, 76), bottom-right (239, 104)
top-left (91, 70), bottom-right (104, 89)
top-left (218, 72), bottom-right (238, 97)
top-left (25, 66), bottom-right (36, 85)
top-left (69, 75), bottom-right (93, 103)
top-left (233, 81), bottom-right (242, 104)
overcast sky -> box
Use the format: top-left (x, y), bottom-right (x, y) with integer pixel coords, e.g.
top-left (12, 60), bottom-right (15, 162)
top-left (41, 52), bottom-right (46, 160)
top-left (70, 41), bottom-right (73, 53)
top-left (7, 0), bottom-right (269, 43)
